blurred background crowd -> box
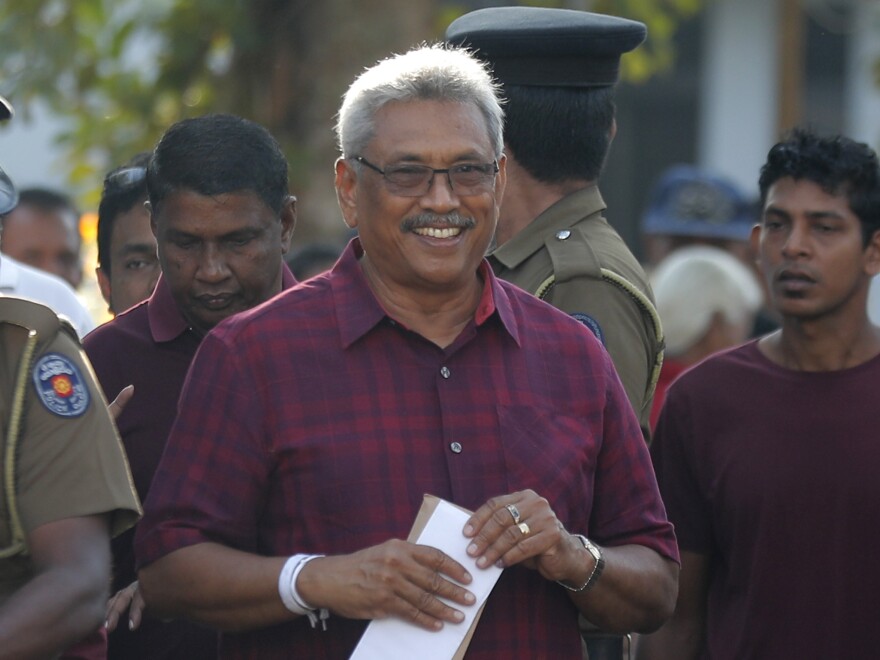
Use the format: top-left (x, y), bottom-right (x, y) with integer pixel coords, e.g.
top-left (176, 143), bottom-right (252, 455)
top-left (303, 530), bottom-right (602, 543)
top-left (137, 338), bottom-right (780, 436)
top-left (1, 0), bottom-right (879, 326)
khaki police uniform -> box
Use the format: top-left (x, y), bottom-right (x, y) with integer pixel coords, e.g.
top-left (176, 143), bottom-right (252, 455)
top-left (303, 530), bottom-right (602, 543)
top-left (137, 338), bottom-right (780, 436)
top-left (490, 186), bottom-right (663, 441)
top-left (0, 296), bottom-right (141, 606)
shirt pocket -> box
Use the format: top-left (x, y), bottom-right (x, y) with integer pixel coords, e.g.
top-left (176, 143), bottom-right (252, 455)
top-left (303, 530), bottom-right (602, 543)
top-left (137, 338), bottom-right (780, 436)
top-left (497, 404), bottom-right (597, 528)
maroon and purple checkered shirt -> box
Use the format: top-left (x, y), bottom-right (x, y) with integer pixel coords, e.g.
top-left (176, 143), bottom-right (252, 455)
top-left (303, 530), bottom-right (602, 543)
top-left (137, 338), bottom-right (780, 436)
top-left (136, 239), bottom-right (677, 659)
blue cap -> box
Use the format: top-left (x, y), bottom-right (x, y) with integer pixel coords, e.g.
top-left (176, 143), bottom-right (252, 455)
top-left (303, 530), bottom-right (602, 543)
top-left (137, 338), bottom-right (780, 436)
top-left (642, 165), bottom-right (755, 241)
top-left (446, 7), bottom-right (646, 88)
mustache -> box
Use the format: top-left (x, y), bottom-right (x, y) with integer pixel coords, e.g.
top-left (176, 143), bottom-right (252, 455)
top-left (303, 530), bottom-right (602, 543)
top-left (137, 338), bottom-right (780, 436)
top-left (401, 212), bottom-right (476, 232)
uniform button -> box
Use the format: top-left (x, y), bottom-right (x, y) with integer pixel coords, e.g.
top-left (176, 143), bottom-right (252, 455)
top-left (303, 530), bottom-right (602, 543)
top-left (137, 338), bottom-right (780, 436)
top-left (450, 442), bottom-right (463, 454)
top-left (440, 366), bottom-right (451, 379)
top-left (556, 230), bottom-right (571, 240)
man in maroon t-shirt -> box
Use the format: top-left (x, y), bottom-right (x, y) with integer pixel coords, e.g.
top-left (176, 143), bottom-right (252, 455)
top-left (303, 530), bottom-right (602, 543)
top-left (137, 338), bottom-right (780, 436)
top-left (84, 114), bottom-right (297, 660)
top-left (641, 130), bottom-right (880, 659)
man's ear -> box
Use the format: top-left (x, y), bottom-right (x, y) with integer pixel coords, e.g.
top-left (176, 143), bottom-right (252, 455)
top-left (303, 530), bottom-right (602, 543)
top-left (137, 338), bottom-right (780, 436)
top-left (865, 229), bottom-right (880, 276)
top-left (749, 223), bottom-right (762, 265)
top-left (279, 195), bottom-right (297, 255)
top-left (96, 266), bottom-right (112, 312)
top-left (335, 158), bottom-right (359, 230)
top-left (146, 201), bottom-right (158, 239)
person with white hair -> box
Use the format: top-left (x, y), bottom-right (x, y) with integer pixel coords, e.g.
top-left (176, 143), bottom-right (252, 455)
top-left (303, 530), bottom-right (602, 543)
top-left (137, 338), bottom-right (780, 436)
top-left (133, 44), bottom-right (678, 659)
top-left (649, 245), bottom-right (763, 428)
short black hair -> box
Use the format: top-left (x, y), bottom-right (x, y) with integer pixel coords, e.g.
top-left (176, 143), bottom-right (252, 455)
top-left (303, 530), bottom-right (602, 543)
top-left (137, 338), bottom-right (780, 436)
top-left (97, 152), bottom-right (150, 273)
top-left (759, 128), bottom-right (880, 246)
top-left (147, 114), bottom-right (289, 215)
top-left (2, 187), bottom-right (81, 249)
top-left (502, 84), bottom-right (615, 184)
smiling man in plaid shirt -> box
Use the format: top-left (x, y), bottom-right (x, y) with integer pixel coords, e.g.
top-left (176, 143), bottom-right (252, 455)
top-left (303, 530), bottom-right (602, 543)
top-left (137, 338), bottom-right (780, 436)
top-left (135, 45), bottom-right (679, 658)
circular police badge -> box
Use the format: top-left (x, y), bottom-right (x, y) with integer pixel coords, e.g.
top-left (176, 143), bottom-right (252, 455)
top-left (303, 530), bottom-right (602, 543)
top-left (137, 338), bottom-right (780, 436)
top-left (32, 353), bottom-right (90, 417)
top-left (570, 312), bottom-right (605, 346)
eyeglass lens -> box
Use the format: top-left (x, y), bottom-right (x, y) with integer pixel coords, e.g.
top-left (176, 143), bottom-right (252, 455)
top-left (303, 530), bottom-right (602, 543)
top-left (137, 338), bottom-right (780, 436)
top-left (357, 157), bottom-right (497, 197)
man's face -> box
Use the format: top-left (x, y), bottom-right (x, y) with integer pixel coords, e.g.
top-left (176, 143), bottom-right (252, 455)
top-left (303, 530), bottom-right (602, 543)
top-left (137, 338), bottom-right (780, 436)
top-left (1, 204), bottom-right (82, 288)
top-left (752, 177), bottom-right (880, 321)
top-left (336, 100), bottom-right (505, 296)
top-left (151, 189), bottom-right (295, 336)
top-left (96, 198), bottom-right (160, 315)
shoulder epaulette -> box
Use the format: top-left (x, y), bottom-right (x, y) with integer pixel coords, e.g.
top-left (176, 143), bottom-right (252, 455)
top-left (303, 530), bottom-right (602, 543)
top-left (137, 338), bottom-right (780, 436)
top-left (534, 269), bottom-right (665, 402)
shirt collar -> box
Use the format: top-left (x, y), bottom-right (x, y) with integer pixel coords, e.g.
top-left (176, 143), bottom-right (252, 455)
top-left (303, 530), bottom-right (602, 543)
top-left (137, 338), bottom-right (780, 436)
top-left (147, 264), bottom-right (297, 343)
top-left (490, 184), bottom-right (606, 270)
top-left (332, 237), bottom-right (521, 348)
top-left (0, 255), bottom-right (20, 291)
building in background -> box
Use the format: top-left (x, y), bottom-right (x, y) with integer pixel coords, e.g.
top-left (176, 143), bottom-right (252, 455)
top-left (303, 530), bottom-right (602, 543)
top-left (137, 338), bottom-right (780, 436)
top-left (1, 0), bottom-right (879, 264)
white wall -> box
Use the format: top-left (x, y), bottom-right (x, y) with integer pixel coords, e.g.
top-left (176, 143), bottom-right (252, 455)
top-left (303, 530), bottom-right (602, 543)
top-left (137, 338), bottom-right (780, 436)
top-left (0, 100), bottom-right (69, 191)
top-left (845, 0), bottom-right (880, 149)
top-left (698, 0), bottom-right (779, 196)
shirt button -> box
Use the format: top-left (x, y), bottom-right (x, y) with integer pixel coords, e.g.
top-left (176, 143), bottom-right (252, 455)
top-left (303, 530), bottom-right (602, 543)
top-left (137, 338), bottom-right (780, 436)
top-left (450, 442), bottom-right (463, 454)
top-left (440, 366), bottom-right (451, 379)
top-left (556, 230), bottom-right (571, 240)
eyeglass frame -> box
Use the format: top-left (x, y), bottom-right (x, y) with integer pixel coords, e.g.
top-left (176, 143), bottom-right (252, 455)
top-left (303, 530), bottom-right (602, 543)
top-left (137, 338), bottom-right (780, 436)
top-left (352, 156), bottom-right (499, 197)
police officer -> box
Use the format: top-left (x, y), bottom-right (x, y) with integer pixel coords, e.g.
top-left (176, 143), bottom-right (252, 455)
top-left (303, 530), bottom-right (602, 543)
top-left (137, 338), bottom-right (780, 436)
top-left (447, 7), bottom-right (664, 444)
top-left (0, 94), bottom-right (141, 657)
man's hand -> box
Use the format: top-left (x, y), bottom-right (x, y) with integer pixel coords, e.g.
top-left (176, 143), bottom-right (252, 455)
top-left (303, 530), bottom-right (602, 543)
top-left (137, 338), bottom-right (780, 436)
top-left (108, 384), bottom-right (134, 420)
top-left (298, 539), bottom-right (476, 631)
top-left (463, 490), bottom-right (588, 584)
top-left (105, 581), bottom-right (145, 633)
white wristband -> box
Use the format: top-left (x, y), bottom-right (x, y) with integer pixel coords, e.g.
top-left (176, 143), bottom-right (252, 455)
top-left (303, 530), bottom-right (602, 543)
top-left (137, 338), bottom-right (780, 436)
top-left (278, 554), bottom-right (324, 615)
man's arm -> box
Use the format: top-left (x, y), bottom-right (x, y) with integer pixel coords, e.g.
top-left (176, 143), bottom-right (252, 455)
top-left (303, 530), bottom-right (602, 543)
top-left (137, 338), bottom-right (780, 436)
top-left (0, 515), bottom-right (111, 658)
top-left (139, 539), bottom-right (476, 633)
top-left (567, 544), bottom-right (678, 634)
top-left (635, 551), bottom-right (710, 660)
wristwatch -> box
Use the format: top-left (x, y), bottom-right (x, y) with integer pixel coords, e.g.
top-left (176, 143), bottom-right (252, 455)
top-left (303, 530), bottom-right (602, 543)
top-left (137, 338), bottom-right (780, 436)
top-left (558, 534), bottom-right (605, 592)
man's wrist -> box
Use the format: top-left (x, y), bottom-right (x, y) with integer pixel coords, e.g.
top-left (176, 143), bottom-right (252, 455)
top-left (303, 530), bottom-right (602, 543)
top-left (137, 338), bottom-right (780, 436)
top-left (278, 554), bottom-right (330, 629)
top-left (557, 534), bottom-right (604, 593)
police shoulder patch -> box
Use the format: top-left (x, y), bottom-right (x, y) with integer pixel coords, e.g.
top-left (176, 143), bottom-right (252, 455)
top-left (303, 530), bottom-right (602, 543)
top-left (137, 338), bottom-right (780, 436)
top-left (570, 312), bottom-right (605, 345)
top-left (32, 352), bottom-right (90, 417)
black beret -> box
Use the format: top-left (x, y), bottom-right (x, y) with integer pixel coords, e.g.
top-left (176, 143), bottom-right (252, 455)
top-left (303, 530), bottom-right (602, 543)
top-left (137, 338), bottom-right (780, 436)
top-left (0, 95), bottom-right (12, 121)
top-left (446, 7), bottom-right (647, 88)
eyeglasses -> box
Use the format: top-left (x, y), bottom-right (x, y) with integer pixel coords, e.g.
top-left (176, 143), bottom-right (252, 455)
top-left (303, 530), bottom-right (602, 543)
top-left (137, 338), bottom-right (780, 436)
top-left (105, 166), bottom-right (147, 191)
top-left (353, 156), bottom-right (498, 197)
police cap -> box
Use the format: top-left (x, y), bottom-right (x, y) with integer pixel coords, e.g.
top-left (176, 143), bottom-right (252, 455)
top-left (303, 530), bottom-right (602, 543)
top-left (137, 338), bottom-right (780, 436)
top-left (642, 165), bottom-right (755, 241)
top-left (445, 7), bottom-right (647, 88)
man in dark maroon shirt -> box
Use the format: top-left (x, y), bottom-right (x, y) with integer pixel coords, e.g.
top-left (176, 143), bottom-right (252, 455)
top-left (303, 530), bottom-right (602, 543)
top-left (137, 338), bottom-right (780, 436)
top-left (83, 113), bottom-right (296, 660)
top-left (135, 45), bottom-right (678, 659)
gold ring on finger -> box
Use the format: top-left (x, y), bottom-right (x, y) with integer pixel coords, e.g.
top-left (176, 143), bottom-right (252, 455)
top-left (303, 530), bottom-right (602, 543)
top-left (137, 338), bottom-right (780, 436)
top-left (517, 522), bottom-right (530, 536)
top-left (505, 503), bottom-right (521, 524)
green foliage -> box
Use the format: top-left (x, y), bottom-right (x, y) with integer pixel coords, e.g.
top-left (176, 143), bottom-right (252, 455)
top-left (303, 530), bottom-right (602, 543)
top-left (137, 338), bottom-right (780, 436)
top-left (0, 0), bottom-right (703, 212)
top-left (580, 0), bottom-right (704, 83)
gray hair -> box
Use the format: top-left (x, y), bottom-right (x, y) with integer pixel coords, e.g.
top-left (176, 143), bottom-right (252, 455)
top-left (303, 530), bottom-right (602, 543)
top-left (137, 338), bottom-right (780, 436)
top-left (651, 245), bottom-right (763, 357)
top-left (336, 44), bottom-right (504, 159)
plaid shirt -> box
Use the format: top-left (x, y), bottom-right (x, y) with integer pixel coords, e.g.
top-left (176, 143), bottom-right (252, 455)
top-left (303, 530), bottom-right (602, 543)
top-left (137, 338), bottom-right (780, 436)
top-left (84, 267), bottom-right (296, 660)
top-left (136, 239), bottom-right (677, 659)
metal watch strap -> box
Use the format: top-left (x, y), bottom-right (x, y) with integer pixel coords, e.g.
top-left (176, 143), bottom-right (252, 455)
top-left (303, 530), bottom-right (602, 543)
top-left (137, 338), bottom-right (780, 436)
top-left (557, 534), bottom-right (605, 592)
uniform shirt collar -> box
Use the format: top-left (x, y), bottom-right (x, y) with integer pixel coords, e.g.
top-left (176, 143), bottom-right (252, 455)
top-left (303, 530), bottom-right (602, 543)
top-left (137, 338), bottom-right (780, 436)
top-left (147, 264), bottom-right (297, 343)
top-left (0, 255), bottom-right (20, 291)
top-left (490, 184), bottom-right (606, 270)
top-left (332, 238), bottom-right (521, 349)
